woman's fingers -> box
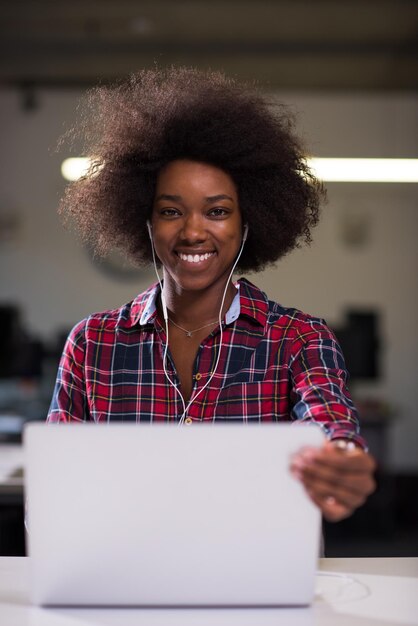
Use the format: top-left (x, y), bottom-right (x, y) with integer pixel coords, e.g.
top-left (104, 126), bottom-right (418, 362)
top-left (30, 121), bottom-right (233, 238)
top-left (291, 452), bottom-right (376, 496)
top-left (298, 471), bottom-right (369, 508)
top-left (290, 441), bottom-right (377, 522)
top-left (305, 487), bottom-right (353, 522)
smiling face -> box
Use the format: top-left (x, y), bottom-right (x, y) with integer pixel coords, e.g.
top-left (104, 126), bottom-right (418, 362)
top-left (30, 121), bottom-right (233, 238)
top-left (151, 159), bottom-right (243, 295)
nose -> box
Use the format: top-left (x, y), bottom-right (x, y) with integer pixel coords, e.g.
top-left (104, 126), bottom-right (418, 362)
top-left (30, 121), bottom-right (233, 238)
top-left (180, 213), bottom-right (208, 243)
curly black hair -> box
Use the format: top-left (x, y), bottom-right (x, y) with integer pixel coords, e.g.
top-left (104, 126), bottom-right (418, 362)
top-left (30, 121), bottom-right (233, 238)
top-left (59, 67), bottom-right (324, 273)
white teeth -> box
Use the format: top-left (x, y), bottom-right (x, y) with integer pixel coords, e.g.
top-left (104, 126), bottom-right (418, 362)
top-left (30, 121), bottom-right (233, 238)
top-left (178, 252), bottom-right (215, 263)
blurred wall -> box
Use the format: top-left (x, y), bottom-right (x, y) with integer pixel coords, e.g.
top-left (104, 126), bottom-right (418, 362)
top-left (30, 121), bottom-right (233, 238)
top-left (0, 87), bottom-right (417, 470)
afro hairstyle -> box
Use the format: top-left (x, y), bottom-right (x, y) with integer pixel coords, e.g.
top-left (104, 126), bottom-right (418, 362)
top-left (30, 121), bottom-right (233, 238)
top-left (59, 67), bottom-right (324, 273)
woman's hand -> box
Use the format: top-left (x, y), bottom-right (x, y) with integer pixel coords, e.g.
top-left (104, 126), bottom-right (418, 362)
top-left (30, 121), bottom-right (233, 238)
top-left (290, 440), bottom-right (377, 522)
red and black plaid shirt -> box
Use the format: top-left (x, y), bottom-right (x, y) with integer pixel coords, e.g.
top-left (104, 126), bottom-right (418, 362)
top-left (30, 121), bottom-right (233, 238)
top-left (47, 278), bottom-right (365, 447)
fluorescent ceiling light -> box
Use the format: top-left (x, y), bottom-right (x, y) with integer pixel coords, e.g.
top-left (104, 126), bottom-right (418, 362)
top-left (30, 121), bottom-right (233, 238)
top-left (61, 157), bottom-right (92, 181)
top-left (308, 158), bottom-right (418, 183)
top-left (61, 157), bottom-right (418, 183)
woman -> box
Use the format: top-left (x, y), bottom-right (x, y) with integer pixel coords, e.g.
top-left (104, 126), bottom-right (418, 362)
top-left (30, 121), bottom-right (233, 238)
top-left (49, 67), bottom-right (376, 522)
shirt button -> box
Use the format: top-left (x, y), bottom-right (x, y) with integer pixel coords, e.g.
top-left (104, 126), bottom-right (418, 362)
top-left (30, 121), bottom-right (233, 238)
top-left (185, 417), bottom-right (193, 425)
top-left (195, 373), bottom-right (202, 381)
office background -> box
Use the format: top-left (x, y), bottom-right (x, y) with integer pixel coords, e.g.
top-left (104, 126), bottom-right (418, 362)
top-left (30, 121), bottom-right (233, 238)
top-left (0, 0), bottom-right (417, 556)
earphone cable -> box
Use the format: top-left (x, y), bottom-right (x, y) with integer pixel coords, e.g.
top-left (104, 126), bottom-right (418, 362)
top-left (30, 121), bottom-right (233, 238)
top-left (177, 234), bottom-right (247, 426)
top-left (149, 229), bottom-right (187, 418)
top-left (148, 223), bottom-right (248, 425)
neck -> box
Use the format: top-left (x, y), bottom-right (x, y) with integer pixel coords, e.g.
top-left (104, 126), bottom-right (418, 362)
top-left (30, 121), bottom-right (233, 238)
top-left (160, 277), bottom-right (237, 327)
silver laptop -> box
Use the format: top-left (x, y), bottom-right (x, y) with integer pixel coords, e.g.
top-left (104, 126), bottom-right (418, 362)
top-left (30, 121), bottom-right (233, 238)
top-left (24, 423), bottom-right (324, 607)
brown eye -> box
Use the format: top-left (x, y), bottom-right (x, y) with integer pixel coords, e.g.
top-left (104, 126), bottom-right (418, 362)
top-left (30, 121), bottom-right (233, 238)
top-left (208, 208), bottom-right (228, 217)
top-left (160, 208), bottom-right (180, 217)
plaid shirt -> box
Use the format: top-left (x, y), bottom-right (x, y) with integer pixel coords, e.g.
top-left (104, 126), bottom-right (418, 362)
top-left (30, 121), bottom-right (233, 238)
top-left (47, 278), bottom-right (365, 448)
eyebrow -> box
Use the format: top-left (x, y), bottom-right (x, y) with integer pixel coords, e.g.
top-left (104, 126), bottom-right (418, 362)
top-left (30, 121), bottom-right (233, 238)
top-left (154, 194), bottom-right (182, 202)
top-left (205, 194), bottom-right (234, 203)
top-left (154, 193), bottom-right (234, 203)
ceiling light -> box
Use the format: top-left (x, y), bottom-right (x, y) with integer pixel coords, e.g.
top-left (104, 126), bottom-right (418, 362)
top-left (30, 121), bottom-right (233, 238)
top-left (61, 157), bottom-right (418, 184)
top-left (61, 158), bottom-right (92, 182)
top-left (308, 158), bottom-right (418, 183)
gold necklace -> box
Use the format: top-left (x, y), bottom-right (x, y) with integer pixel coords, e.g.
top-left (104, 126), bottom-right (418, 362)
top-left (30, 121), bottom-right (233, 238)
top-left (168, 317), bottom-right (218, 338)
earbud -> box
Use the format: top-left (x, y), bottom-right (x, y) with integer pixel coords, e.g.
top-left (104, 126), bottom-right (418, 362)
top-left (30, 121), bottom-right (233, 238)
top-left (147, 219), bottom-right (168, 322)
top-left (146, 220), bottom-right (153, 241)
top-left (242, 223), bottom-right (249, 242)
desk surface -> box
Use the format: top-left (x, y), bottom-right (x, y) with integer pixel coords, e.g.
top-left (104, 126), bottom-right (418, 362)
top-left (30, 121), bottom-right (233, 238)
top-left (0, 557), bottom-right (417, 626)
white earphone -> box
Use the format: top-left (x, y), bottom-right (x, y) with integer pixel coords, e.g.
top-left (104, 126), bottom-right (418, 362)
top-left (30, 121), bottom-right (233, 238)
top-left (146, 219), bottom-right (153, 241)
top-left (146, 220), bottom-right (167, 321)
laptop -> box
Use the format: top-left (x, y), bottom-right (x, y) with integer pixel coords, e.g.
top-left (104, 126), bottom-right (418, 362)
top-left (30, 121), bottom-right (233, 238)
top-left (24, 422), bottom-right (324, 606)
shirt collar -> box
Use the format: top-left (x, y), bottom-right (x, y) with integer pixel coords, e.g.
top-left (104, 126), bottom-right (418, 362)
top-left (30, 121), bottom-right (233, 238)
top-left (235, 278), bottom-right (269, 328)
top-left (128, 277), bottom-right (268, 329)
top-left (128, 283), bottom-right (159, 327)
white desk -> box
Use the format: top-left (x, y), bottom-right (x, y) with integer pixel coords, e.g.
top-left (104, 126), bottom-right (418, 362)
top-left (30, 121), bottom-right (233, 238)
top-left (0, 557), bottom-right (417, 625)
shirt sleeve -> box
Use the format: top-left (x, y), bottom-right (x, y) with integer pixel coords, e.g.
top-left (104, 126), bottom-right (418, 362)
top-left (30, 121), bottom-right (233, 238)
top-left (289, 319), bottom-right (367, 450)
top-left (47, 319), bottom-right (91, 423)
